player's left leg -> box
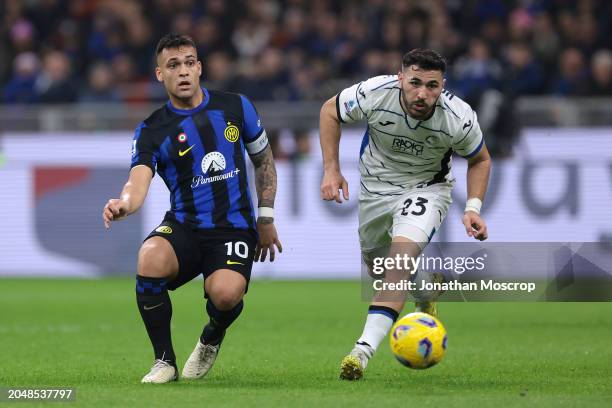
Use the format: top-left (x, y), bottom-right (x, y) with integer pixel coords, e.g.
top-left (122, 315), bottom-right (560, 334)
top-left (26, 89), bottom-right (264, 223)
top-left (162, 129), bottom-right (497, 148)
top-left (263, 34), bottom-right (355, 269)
top-left (182, 269), bottom-right (246, 379)
top-left (182, 229), bottom-right (255, 380)
top-left (395, 186), bottom-right (452, 316)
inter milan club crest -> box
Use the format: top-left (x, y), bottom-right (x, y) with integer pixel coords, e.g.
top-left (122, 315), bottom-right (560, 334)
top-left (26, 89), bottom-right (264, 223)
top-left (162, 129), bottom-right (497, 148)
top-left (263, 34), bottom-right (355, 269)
top-left (224, 122), bottom-right (240, 143)
top-left (177, 133), bottom-right (187, 143)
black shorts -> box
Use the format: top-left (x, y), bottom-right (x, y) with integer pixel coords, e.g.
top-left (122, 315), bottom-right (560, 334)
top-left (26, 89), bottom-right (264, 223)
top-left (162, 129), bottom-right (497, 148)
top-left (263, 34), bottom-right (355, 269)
top-left (144, 214), bottom-right (257, 291)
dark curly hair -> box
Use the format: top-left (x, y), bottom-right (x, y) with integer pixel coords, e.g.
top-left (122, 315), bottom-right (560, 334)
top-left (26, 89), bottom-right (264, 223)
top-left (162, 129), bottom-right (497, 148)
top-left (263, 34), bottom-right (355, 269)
top-left (402, 49), bottom-right (446, 73)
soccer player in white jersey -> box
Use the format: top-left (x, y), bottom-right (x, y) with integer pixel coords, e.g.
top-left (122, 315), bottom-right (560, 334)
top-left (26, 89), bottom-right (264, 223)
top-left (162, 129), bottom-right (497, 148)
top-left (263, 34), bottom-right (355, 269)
top-left (319, 49), bottom-right (491, 380)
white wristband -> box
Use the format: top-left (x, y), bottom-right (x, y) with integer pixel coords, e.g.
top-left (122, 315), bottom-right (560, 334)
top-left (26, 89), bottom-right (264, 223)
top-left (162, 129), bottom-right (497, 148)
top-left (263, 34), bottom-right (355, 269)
top-left (258, 207), bottom-right (274, 218)
top-left (464, 197), bottom-right (482, 215)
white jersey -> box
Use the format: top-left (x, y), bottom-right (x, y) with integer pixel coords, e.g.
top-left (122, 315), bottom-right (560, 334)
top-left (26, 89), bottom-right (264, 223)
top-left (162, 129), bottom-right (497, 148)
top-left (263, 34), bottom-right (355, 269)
top-left (337, 75), bottom-right (484, 195)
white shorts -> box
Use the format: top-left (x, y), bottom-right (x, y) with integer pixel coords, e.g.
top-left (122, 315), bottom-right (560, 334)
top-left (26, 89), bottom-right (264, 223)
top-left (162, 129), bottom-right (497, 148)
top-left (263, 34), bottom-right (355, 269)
top-left (358, 184), bottom-right (452, 258)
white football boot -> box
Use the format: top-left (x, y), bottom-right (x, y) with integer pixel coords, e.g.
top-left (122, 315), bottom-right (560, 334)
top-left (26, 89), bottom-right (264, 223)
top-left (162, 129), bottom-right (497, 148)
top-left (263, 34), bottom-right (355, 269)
top-left (141, 359), bottom-right (178, 384)
top-left (182, 340), bottom-right (222, 379)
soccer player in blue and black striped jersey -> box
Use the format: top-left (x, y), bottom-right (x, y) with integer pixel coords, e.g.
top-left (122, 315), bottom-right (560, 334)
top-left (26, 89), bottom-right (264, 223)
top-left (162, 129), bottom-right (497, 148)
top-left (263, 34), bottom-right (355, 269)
top-left (102, 34), bottom-right (282, 383)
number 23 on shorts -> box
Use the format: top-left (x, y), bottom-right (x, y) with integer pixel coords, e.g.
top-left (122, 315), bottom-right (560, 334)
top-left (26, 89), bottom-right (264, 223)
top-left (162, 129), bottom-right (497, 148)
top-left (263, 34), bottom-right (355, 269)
top-left (401, 196), bottom-right (428, 216)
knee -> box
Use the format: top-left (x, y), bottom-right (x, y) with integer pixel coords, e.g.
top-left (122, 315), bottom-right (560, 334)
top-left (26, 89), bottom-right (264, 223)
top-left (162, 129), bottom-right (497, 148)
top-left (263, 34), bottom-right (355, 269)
top-left (209, 286), bottom-right (243, 310)
top-left (137, 240), bottom-right (176, 278)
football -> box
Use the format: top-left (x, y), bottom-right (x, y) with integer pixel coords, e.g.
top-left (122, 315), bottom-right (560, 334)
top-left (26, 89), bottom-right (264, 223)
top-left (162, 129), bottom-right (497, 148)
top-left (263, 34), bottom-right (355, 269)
top-left (389, 312), bottom-right (447, 369)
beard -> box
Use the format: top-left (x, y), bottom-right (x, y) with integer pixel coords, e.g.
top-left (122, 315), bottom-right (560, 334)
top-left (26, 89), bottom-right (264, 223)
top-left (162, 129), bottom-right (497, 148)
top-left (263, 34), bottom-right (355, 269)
top-left (401, 90), bottom-right (436, 120)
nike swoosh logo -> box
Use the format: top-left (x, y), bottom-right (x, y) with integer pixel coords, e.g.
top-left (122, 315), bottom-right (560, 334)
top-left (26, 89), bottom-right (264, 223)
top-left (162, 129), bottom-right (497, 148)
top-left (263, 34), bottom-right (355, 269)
top-left (226, 260), bottom-right (244, 266)
top-left (463, 120), bottom-right (472, 130)
top-left (379, 121), bottom-right (394, 126)
top-left (143, 303), bottom-right (164, 311)
top-left (178, 145), bottom-right (194, 157)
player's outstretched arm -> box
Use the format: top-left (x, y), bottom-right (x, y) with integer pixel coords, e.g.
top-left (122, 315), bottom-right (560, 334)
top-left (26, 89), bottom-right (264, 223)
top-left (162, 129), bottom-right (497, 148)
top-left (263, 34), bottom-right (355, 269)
top-left (250, 145), bottom-right (282, 262)
top-left (462, 144), bottom-right (491, 240)
top-left (319, 95), bottom-right (349, 203)
top-left (102, 165), bottom-right (153, 229)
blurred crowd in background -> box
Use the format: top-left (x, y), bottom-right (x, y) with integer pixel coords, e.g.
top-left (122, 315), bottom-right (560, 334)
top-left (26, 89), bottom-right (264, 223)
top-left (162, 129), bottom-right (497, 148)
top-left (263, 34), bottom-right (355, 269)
top-left (2, 0), bottom-right (611, 105)
top-left (1, 0), bottom-right (611, 158)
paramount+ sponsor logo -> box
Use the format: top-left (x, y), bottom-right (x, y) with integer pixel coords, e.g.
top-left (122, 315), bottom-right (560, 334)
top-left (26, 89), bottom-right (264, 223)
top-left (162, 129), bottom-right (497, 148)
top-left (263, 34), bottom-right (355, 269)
top-left (191, 151), bottom-right (240, 188)
top-left (391, 137), bottom-right (424, 157)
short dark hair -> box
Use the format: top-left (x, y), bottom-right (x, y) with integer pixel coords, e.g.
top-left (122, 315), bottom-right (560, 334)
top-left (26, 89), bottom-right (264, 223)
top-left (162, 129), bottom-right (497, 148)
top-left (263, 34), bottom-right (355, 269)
top-left (402, 49), bottom-right (446, 73)
top-left (155, 33), bottom-right (197, 56)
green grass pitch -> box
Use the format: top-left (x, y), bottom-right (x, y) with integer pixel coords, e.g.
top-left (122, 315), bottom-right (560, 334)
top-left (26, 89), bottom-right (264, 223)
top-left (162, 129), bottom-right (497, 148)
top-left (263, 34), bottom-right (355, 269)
top-left (1, 278), bottom-right (611, 407)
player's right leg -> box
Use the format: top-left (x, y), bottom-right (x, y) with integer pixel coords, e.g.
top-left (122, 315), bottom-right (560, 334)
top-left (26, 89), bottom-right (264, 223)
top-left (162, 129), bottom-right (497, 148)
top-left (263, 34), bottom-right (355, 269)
top-left (340, 238), bottom-right (422, 380)
top-left (340, 187), bottom-right (450, 380)
top-left (136, 235), bottom-right (179, 383)
top-left (137, 216), bottom-right (203, 384)
top-left (339, 195), bottom-right (391, 380)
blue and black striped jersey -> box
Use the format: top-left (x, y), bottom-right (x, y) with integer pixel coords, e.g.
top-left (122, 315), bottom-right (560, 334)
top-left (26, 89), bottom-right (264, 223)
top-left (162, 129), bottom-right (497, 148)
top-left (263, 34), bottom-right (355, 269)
top-left (130, 88), bottom-right (269, 231)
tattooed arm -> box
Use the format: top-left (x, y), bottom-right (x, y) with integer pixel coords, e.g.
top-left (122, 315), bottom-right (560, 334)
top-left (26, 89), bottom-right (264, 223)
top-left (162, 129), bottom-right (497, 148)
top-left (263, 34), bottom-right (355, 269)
top-left (250, 145), bottom-right (277, 223)
top-left (250, 145), bottom-right (282, 261)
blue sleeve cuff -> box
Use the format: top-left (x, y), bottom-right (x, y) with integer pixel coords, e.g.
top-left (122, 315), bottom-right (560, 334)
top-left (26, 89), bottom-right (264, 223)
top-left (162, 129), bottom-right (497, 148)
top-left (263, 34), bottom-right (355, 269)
top-left (460, 137), bottom-right (484, 159)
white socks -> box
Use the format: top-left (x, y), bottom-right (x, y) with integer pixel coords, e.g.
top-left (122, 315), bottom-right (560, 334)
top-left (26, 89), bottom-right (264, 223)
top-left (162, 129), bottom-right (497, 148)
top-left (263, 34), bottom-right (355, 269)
top-left (355, 307), bottom-right (399, 358)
